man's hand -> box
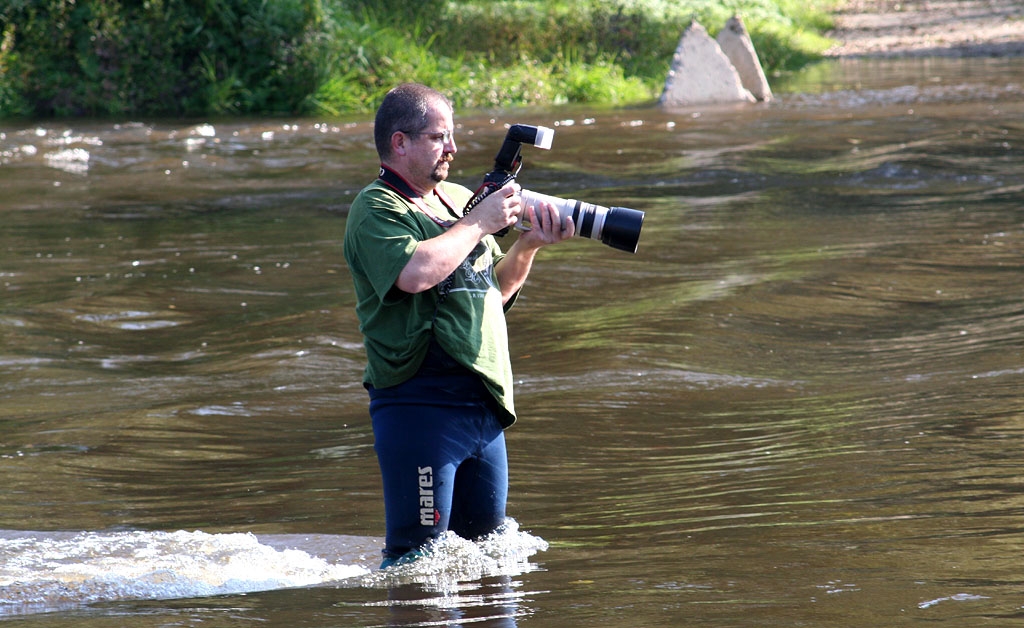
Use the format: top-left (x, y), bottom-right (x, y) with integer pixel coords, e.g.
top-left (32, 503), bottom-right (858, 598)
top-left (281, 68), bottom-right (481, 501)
top-left (516, 200), bottom-right (575, 250)
top-left (493, 199), bottom-right (575, 303)
top-left (461, 182), bottom-right (524, 235)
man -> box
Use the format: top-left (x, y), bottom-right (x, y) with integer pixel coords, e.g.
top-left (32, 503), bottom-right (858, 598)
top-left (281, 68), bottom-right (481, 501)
top-left (343, 83), bottom-right (574, 568)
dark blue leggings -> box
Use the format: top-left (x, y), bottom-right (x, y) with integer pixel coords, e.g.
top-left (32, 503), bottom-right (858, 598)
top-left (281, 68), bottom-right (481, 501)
top-left (368, 371), bottom-right (508, 563)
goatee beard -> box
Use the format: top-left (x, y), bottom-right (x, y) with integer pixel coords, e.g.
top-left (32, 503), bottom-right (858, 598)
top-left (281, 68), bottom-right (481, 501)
top-left (431, 155), bottom-right (453, 183)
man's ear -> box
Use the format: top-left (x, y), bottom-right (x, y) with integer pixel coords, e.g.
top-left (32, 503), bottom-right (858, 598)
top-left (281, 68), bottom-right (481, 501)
top-left (391, 131), bottom-right (408, 157)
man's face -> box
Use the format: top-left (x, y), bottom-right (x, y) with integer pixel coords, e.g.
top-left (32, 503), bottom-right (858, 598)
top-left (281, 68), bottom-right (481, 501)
top-left (405, 101), bottom-right (457, 190)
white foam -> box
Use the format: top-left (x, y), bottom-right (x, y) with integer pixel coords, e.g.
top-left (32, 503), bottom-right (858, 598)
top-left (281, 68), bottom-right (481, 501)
top-left (43, 148), bottom-right (89, 174)
top-left (363, 519), bottom-right (549, 592)
top-left (192, 124), bottom-right (217, 137)
top-left (0, 530), bottom-right (368, 615)
top-left (0, 521), bottom-right (548, 615)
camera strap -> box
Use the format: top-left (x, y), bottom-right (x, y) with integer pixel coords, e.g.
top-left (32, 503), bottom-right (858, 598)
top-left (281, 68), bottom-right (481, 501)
top-left (377, 164), bottom-right (458, 228)
top-left (378, 164), bottom-right (460, 309)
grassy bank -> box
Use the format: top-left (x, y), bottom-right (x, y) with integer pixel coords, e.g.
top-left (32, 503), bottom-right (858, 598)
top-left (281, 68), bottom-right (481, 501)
top-left (0, 0), bottom-right (839, 119)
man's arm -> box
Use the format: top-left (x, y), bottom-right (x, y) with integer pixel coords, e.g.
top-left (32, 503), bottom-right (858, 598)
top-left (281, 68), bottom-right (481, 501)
top-left (394, 183), bottom-right (523, 294)
top-left (495, 202), bottom-right (575, 304)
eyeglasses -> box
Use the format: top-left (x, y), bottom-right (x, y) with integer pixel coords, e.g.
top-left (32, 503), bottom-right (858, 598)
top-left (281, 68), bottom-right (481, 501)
top-left (402, 129), bottom-right (454, 145)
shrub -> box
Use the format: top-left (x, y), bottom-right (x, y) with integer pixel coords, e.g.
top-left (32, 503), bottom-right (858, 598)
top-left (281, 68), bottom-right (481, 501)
top-left (0, 0), bottom-right (331, 117)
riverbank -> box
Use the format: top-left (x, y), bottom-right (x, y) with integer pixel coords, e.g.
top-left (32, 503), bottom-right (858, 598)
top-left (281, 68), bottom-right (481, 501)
top-left (0, 0), bottom-right (835, 118)
top-left (825, 0), bottom-right (1024, 57)
top-left (3, 0), bottom-right (1021, 119)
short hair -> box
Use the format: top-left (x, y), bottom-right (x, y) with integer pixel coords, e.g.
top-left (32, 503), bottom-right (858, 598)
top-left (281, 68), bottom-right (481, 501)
top-left (373, 83), bottom-right (452, 162)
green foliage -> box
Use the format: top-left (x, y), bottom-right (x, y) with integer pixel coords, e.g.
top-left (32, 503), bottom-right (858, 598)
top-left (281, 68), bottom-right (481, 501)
top-left (342, 0), bottom-right (447, 25)
top-left (0, 21), bottom-right (30, 116)
top-left (0, 0), bottom-right (839, 119)
top-left (0, 0), bottom-right (331, 117)
top-left (560, 61), bottom-right (652, 105)
top-left (745, 20), bottom-right (835, 73)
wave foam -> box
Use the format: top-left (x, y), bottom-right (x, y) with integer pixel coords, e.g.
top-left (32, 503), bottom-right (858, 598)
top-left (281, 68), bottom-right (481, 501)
top-left (0, 529), bottom-right (368, 615)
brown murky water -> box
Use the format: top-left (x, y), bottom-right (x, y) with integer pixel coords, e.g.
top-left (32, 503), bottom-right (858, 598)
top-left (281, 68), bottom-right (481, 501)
top-left (2, 56), bottom-right (1023, 625)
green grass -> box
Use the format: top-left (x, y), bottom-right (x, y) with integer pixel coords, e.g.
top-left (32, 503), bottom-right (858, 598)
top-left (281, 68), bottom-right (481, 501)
top-left (0, 0), bottom-right (841, 119)
top-left (314, 0), bottom-right (839, 113)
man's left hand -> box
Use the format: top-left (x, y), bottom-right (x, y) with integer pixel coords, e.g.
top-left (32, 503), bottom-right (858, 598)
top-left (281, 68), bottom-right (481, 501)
top-left (516, 200), bottom-right (574, 249)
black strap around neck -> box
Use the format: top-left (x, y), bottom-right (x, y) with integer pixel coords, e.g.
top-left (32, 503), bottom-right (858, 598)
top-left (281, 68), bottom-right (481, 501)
top-left (377, 165), bottom-right (459, 222)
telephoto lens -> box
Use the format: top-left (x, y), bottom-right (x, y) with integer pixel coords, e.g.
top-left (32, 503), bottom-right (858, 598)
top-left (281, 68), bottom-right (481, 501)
top-left (519, 190), bottom-right (645, 253)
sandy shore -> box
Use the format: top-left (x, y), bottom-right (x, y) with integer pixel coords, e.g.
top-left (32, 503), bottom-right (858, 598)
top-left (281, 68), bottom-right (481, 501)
top-left (825, 0), bottom-right (1024, 57)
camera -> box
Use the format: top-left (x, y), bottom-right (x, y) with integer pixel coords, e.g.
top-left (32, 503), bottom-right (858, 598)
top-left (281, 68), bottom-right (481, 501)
top-left (463, 124), bottom-right (645, 254)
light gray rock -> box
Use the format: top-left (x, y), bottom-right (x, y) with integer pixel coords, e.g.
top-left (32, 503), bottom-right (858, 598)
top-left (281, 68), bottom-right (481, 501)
top-left (659, 21), bottom-right (755, 107)
top-left (717, 15), bottom-right (773, 102)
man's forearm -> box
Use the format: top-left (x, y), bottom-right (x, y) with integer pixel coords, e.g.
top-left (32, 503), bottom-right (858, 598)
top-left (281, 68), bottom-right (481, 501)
top-left (495, 240), bottom-right (540, 304)
top-left (394, 221), bottom-right (488, 294)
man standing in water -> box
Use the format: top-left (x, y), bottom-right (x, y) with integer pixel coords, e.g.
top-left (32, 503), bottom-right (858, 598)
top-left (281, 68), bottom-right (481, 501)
top-left (343, 83), bottom-right (574, 568)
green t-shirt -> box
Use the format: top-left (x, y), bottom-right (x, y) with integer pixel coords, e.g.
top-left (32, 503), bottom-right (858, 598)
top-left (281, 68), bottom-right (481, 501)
top-left (343, 178), bottom-right (519, 427)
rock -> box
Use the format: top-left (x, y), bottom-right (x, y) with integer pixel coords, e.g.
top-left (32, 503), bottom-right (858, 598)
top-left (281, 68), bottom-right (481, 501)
top-left (659, 19), bottom-right (777, 108)
top-left (717, 15), bottom-right (773, 102)
top-left (659, 20), bottom-right (757, 106)
top-left (660, 21), bottom-right (755, 107)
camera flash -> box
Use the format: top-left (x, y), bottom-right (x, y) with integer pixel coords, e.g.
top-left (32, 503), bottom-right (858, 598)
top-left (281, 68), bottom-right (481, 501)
top-left (534, 126), bottom-right (554, 150)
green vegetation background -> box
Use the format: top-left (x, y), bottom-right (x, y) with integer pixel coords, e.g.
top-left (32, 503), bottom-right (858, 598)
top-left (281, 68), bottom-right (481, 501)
top-left (0, 0), bottom-right (839, 119)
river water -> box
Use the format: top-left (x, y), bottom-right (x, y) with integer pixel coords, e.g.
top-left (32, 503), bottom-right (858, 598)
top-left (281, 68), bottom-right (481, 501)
top-left (1, 56), bottom-right (1022, 626)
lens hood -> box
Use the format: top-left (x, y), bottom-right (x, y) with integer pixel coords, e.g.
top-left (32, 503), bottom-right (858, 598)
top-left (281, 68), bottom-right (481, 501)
top-left (600, 207), bottom-right (645, 253)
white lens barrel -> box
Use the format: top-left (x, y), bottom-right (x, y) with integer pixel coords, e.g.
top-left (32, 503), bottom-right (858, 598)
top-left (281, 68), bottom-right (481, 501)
top-left (519, 189), bottom-right (578, 233)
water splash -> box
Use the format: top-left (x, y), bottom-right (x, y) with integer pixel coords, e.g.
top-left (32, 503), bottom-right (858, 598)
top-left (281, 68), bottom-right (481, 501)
top-left (0, 529), bottom-right (369, 616)
top-left (361, 520), bottom-right (549, 592)
top-left (0, 521), bottom-right (548, 616)
top-left (918, 592), bottom-right (991, 609)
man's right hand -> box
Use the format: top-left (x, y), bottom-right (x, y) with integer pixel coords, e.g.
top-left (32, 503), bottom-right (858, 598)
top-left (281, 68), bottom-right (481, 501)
top-left (462, 182), bottom-right (523, 234)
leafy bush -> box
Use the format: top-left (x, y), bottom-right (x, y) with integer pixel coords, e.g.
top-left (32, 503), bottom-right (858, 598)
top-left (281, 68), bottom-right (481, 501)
top-left (0, 0), bottom-right (331, 117)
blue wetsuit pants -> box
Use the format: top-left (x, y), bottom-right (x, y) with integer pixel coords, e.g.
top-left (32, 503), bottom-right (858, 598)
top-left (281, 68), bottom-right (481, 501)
top-left (368, 361), bottom-right (509, 563)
